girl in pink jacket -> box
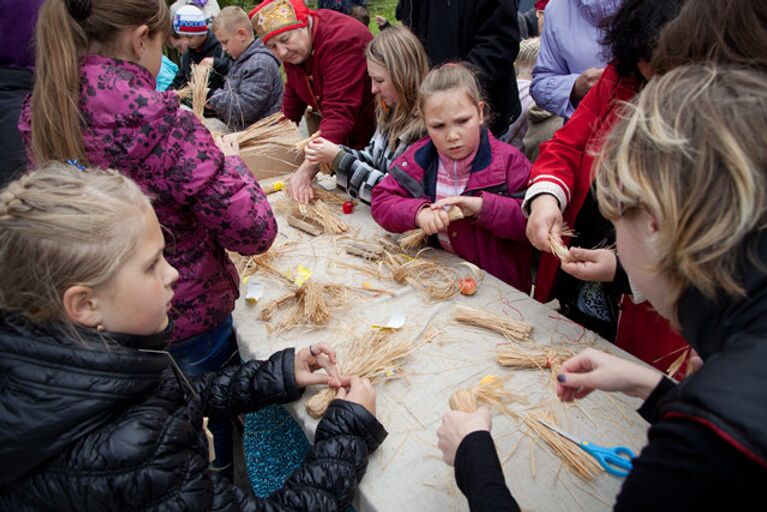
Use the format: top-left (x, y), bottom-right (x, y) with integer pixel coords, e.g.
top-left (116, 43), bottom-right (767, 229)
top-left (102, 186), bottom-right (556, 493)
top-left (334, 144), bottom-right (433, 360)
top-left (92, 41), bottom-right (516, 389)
top-left (372, 63), bottom-right (533, 292)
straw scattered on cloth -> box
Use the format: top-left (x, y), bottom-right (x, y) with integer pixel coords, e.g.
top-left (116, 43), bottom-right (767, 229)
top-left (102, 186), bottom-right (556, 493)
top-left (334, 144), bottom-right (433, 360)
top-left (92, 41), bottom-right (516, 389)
top-left (383, 249), bottom-right (462, 301)
top-left (449, 374), bottom-right (524, 419)
top-left (305, 330), bottom-right (420, 418)
top-left (453, 305), bottom-right (534, 343)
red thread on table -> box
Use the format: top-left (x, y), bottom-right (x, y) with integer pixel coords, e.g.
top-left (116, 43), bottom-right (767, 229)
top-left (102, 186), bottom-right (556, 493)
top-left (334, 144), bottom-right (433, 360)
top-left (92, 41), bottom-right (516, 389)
top-left (548, 313), bottom-right (585, 343)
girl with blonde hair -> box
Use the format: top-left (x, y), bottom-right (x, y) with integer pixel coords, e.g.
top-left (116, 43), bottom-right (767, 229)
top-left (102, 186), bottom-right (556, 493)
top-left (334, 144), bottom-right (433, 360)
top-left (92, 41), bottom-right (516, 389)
top-left (438, 65), bottom-right (767, 510)
top-left (18, 0), bottom-right (279, 476)
top-left (303, 25), bottom-right (428, 205)
top-left (0, 164), bottom-right (385, 509)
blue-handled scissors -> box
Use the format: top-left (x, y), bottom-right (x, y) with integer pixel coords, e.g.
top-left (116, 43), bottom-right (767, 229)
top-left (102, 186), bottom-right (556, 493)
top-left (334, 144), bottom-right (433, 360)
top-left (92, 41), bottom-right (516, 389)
top-left (538, 419), bottom-right (636, 477)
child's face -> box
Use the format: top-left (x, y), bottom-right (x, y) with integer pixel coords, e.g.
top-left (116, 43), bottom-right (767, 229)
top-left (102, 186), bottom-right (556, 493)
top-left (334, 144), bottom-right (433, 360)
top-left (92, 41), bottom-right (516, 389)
top-left (423, 88), bottom-right (484, 161)
top-left (183, 33), bottom-right (208, 50)
top-left (367, 59), bottom-right (399, 107)
top-left (215, 27), bottom-right (251, 60)
top-left (90, 209), bottom-right (179, 335)
top-left (169, 35), bottom-right (190, 52)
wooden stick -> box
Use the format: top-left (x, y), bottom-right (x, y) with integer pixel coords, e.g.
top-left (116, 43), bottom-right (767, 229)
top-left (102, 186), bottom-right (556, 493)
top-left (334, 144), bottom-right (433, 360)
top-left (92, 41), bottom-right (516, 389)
top-left (287, 214), bottom-right (324, 236)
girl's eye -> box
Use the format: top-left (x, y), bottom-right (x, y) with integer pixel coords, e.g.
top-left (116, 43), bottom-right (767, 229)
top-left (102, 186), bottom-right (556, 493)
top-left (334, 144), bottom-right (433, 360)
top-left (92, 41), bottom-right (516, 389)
top-left (430, 124), bottom-right (444, 130)
top-left (456, 117), bottom-right (470, 125)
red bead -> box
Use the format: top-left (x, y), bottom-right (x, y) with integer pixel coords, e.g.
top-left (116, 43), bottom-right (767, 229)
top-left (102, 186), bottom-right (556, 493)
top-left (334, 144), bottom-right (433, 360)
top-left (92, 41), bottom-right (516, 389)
top-left (342, 201), bottom-right (354, 214)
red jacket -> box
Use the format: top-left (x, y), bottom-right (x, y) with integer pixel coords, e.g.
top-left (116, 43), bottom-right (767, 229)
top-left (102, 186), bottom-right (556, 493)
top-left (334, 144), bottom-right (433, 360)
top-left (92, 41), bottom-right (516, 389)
top-left (371, 129), bottom-right (533, 292)
top-left (282, 9), bottom-right (375, 149)
top-left (525, 63), bottom-right (688, 372)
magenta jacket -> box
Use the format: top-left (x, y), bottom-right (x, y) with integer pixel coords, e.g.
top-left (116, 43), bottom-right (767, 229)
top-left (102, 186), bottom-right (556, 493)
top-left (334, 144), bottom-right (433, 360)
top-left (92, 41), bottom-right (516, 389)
top-left (371, 129), bottom-right (533, 292)
top-left (19, 56), bottom-right (278, 341)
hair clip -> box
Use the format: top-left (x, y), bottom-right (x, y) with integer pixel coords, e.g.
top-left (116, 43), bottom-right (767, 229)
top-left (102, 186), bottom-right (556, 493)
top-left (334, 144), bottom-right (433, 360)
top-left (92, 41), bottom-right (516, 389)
top-left (66, 159), bottom-right (86, 171)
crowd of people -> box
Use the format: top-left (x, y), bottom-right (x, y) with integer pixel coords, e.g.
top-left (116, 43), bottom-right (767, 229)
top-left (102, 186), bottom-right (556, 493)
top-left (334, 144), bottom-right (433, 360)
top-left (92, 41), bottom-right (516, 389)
top-left (0, 0), bottom-right (766, 509)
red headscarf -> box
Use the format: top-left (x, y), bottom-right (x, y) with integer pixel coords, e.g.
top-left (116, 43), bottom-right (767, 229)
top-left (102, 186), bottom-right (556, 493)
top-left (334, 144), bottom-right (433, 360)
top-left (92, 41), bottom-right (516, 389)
top-left (249, 0), bottom-right (312, 44)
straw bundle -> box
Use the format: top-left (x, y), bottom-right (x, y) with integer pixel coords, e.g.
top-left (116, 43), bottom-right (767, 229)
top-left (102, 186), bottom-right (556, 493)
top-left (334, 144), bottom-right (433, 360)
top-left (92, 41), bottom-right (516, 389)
top-left (189, 64), bottom-right (210, 122)
top-left (449, 375), bottom-right (522, 418)
top-left (291, 200), bottom-right (347, 234)
top-left (496, 345), bottom-right (574, 371)
top-left (236, 112), bottom-right (300, 150)
top-left (383, 250), bottom-right (461, 301)
top-left (306, 330), bottom-right (419, 418)
top-left (259, 281), bottom-right (351, 330)
top-left (398, 206), bottom-right (465, 250)
top-left (549, 224), bottom-right (577, 263)
top-left (523, 410), bottom-right (603, 481)
top-left (174, 85), bottom-right (192, 102)
top-left (453, 305), bottom-right (534, 343)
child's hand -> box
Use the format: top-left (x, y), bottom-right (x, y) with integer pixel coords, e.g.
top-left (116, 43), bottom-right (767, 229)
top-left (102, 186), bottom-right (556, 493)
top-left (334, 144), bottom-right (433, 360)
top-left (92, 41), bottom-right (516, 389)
top-left (416, 206), bottom-right (451, 234)
top-left (437, 407), bottom-right (492, 466)
top-left (560, 247), bottom-right (617, 282)
top-left (199, 57), bottom-right (214, 69)
top-left (432, 195), bottom-right (483, 218)
top-left (294, 342), bottom-right (345, 388)
top-left (526, 194), bottom-right (563, 251)
top-left (335, 376), bottom-right (377, 416)
top-left (214, 134), bottom-right (239, 157)
top-left (304, 137), bottom-right (340, 165)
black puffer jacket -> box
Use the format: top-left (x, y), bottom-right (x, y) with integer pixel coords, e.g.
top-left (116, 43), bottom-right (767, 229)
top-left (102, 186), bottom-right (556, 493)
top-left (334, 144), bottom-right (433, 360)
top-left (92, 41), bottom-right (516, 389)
top-left (0, 315), bottom-right (387, 510)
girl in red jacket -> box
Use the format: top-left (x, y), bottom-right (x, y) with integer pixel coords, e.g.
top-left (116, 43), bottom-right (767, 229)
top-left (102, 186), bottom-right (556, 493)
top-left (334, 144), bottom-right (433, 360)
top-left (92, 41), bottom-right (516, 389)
top-left (371, 63), bottom-right (533, 292)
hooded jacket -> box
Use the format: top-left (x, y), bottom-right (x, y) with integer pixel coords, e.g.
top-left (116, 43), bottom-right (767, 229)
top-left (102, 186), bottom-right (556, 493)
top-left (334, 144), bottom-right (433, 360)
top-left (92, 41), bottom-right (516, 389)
top-left (169, 31), bottom-right (231, 94)
top-left (18, 56), bottom-right (278, 341)
top-left (371, 128), bottom-right (533, 292)
top-left (0, 313), bottom-right (387, 510)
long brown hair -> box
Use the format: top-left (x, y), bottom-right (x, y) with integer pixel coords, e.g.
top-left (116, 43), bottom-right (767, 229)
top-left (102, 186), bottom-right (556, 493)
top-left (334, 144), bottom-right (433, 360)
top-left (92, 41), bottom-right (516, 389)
top-left (651, 0), bottom-right (767, 75)
top-left (365, 26), bottom-right (428, 151)
top-left (30, 0), bottom-right (169, 164)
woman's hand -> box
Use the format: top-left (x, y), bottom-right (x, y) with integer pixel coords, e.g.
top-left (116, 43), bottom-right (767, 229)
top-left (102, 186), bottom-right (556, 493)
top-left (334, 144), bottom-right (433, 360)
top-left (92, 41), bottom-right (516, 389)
top-left (432, 195), bottom-right (483, 218)
top-left (289, 161), bottom-right (319, 203)
top-left (416, 206), bottom-right (451, 235)
top-left (437, 407), bottom-right (492, 466)
top-left (526, 194), bottom-right (563, 251)
top-left (561, 248), bottom-right (617, 282)
top-left (214, 133), bottom-right (240, 157)
top-left (294, 342), bottom-right (344, 388)
top-left (556, 348), bottom-right (663, 402)
top-left (335, 376), bottom-right (377, 416)
top-left (304, 137), bottom-right (341, 166)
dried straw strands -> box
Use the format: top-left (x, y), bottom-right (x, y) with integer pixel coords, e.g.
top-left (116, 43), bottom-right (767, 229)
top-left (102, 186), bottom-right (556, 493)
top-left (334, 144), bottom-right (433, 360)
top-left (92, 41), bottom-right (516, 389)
top-left (189, 64), bottom-right (210, 122)
top-left (290, 200), bottom-right (348, 234)
top-left (259, 281), bottom-right (351, 331)
top-left (453, 305), bottom-right (533, 343)
top-left (398, 206), bottom-right (465, 250)
top-left (449, 375), bottom-right (521, 419)
top-left (383, 250), bottom-right (461, 301)
top-left (523, 410), bottom-right (603, 481)
top-left (306, 330), bottom-right (419, 418)
top-left (236, 112), bottom-right (300, 151)
top-left (496, 345), bottom-right (574, 371)
top-left (549, 224), bottom-right (577, 263)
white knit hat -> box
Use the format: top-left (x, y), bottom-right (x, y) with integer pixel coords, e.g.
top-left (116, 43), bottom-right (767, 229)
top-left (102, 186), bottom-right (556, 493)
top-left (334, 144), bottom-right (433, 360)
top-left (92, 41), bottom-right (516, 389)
top-left (173, 5), bottom-right (208, 36)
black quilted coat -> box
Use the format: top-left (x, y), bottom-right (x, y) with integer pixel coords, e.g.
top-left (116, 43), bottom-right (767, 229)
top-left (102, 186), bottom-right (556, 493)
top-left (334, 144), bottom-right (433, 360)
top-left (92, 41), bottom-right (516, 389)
top-left (0, 315), bottom-right (387, 510)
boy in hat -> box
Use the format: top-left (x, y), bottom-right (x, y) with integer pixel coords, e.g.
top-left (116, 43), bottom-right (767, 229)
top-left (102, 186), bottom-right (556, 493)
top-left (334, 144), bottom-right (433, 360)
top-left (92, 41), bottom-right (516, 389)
top-left (208, 6), bottom-right (283, 130)
top-left (168, 4), bottom-right (230, 104)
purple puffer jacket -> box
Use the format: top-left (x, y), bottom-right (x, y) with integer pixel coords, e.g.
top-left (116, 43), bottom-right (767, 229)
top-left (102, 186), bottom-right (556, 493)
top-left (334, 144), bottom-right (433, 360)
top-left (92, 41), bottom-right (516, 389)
top-left (19, 55), bottom-right (278, 341)
top-left (371, 129), bottom-right (533, 293)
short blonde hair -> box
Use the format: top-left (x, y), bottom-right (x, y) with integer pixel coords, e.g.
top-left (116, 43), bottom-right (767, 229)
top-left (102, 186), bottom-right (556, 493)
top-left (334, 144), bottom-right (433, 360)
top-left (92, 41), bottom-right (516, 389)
top-left (596, 65), bottom-right (767, 310)
top-left (212, 5), bottom-right (253, 35)
top-left (0, 163), bottom-right (152, 325)
top-left (515, 37), bottom-right (540, 74)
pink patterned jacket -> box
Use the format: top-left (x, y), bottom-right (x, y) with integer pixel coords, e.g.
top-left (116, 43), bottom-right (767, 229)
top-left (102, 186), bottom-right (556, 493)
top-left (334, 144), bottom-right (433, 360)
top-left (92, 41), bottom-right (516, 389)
top-left (19, 56), bottom-right (278, 340)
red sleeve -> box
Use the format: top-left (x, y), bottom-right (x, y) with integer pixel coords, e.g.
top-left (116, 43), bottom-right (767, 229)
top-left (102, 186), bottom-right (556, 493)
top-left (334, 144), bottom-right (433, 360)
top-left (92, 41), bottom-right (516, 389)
top-left (282, 67), bottom-right (308, 124)
top-left (314, 31), bottom-right (372, 144)
top-left (371, 172), bottom-right (430, 234)
top-left (528, 65), bottom-right (616, 207)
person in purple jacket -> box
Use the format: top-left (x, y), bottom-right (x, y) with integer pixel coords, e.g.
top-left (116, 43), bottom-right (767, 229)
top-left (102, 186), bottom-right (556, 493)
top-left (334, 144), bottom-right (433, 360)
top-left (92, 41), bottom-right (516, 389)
top-left (530, 0), bottom-right (622, 119)
top-left (18, 0), bottom-right (278, 479)
top-left (371, 63), bottom-right (533, 293)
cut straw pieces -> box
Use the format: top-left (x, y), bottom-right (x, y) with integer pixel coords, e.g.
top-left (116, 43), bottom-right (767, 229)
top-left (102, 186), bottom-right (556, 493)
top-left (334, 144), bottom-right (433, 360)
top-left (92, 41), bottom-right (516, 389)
top-left (453, 305), bottom-right (533, 343)
top-left (398, 206), bottom-right (465, 250)
top-left (236, 112), bottom-right (303, 156)
top-left (523, 410), bottom-right (603, 481)
top-left (305, 330), bottom-right (419, 418)
top-left (496, 345), bottom-right (575, 371)
top-left (289, 200), bottom-right (347, 235)
top-left (259, 280), bottom-right (351, 331)
top-left (549, 224), bottom-right (577, 263)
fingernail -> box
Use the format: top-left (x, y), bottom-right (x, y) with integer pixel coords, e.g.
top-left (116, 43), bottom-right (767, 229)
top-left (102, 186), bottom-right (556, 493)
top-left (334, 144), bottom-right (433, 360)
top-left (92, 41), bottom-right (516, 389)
top-left (557, 373), bottom-right (566, 383)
